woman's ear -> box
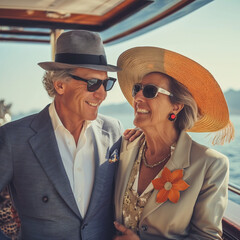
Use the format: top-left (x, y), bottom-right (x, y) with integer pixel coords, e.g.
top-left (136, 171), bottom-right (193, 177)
top-left (54, 80), bottom-right (65, 95)
top-left (173, 103), bottom-right (184, 115)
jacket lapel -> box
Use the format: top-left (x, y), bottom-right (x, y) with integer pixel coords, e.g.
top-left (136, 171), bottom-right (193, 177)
top-left (115, 135), bottom-right (144, 222)
top-left (141, 131), bottom-right (192, 221)
top-left (29, 106), bottom-right (81, 219)
top-left (84, 118), bottom-right (111, 220)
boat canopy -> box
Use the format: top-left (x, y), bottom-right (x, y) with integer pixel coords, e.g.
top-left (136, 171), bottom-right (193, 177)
top-left (0, 0), bottom-right (212, 45)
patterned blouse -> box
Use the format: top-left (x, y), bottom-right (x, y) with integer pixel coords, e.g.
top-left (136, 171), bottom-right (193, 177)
top-left (122, 139), bottom-right (175, 234)
top-left (0, 187), bottom-right (20, 240)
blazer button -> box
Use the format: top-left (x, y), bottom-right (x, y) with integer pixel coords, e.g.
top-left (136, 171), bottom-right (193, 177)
top-left (42, 196), bottom-right (49, 203)
top-left (82, 223), bottom-right (88, 230)
top-left (141, 225), bottom-right (148, 231)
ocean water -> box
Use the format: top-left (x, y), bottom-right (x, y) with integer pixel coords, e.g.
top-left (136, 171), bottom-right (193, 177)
top-left (111, 112), bottom-right (240, 205)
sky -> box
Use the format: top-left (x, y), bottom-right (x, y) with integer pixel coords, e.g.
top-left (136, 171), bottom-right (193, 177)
top-left (0, 0), bottom-right (240, 115)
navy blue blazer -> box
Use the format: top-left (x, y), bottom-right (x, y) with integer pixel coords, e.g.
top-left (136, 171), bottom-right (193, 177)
top-left (0, 105), bottom-right (123, 240)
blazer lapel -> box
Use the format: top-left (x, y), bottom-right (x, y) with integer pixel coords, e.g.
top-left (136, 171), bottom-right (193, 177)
top-left (84, 118), bottom-right (111, 220)
top-left (141, 131), bottom-right (192, 221)
top-left (115, 136), bottom-right (144, 222)
top-left (29, 106), bottom-right (81, 219)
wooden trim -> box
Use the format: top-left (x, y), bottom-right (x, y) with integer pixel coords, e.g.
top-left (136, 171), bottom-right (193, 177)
top-left (222, 217), bottom-right (240, 240)
top-left (0, 37), bottom-right (49, 43)
top-left (0, 0), bottom-right (150, 30)
top-left (0, 30), bottom-right (50, 36)
top-left (0, 18), bottom-right (101, 31)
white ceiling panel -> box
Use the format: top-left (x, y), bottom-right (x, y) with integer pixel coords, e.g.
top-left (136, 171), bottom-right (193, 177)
top-left (0, 0), bottom-right (124, 15)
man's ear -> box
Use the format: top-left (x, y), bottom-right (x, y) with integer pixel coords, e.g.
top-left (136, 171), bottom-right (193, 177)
top-left (54, 80), bottom-right (65, 95)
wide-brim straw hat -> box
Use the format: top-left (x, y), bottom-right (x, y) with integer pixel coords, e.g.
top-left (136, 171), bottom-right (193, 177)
top-left (38, 30), bottom-right (120, 72)
top-left (117, 47), bottom-right (234, 144)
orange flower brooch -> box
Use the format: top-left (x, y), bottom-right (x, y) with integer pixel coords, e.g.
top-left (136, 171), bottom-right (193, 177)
top-left (152, 167), bottom-right (189, 203)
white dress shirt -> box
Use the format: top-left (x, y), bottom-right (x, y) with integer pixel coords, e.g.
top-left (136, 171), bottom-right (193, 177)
top-left (49, 102), bottom-right (95, 218)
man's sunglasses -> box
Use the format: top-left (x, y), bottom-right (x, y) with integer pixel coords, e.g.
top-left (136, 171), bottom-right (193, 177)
top-left (132, 83), bottom-right (173, 99)
top-left (68, 74), bottom-right (116, 92)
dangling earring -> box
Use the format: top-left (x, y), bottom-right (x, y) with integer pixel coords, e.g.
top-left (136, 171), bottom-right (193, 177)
top-left (168, 113), bottom-right (176, 121)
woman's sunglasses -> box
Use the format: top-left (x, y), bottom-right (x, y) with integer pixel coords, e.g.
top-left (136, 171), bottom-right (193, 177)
top-left (132, 83), bottom-right (173, 99)
top-left (68, 74), bottom-right (116, 92)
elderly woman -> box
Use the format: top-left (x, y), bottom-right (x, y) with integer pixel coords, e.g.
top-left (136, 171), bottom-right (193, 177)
top-left (113, 47), bottom-right (234, 240)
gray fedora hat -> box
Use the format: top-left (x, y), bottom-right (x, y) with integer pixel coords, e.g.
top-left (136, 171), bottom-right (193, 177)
top-left (38, 30), bottom-right (120, 72)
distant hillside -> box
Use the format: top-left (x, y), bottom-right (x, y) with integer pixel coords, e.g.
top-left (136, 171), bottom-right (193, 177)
top-left (12, 109), bottom-right (39, 121)
top-left (224, 89), bottom-right (240, 115)
top-left (11, 89), bottom-right (240, 121)
top-left (99, 89), bottom-right (240, 116)
top-left (11, 103), bottom-right (134, 121)
top-left (99, 102), bottom-right (133, 115)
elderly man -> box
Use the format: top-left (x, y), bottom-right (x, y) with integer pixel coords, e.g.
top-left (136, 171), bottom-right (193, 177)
top-left (0, 30), bottom-right (124, 240)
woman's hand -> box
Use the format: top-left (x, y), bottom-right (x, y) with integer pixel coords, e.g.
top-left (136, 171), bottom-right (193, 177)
top-left (123, 128), bottom-right (142, 142)
top-left (113, 221), bottom-right (140, 240)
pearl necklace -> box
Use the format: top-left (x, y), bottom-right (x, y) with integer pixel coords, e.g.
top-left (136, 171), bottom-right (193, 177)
top-left (142, 142), bottom-right (171, 168)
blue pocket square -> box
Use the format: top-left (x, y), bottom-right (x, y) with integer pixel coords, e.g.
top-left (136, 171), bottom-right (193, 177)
top-left (109, 149), bottom-right (119, 163)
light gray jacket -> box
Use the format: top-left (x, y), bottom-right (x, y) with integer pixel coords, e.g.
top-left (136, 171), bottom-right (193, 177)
top-left (115, 132), bottom-right (229, 239)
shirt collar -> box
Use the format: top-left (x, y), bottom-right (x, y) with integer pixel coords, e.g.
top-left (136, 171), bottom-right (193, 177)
top-left (49, 101), bottom-right (91, 132)
top-left (49, 102), bottom-right (63, 131)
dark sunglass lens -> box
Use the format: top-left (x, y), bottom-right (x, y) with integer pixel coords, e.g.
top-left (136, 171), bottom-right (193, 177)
top-left (104, 79), bottom-right (115, 91)
top-left (87, 79), bottom-right (101, 92)
top-left (132, 84), bottom-right (141, 97)
top-left (143, 85), bottom-right (158, 98)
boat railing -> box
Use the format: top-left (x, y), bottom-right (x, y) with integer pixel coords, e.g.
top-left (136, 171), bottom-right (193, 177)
top-left (222, 183), bottom-right (240, 240)
top-left (228, 183), bottom-right (240, 196)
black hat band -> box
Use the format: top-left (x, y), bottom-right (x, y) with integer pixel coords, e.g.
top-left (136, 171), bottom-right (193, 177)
top-left (55, 53), bottom-right (107, 66)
